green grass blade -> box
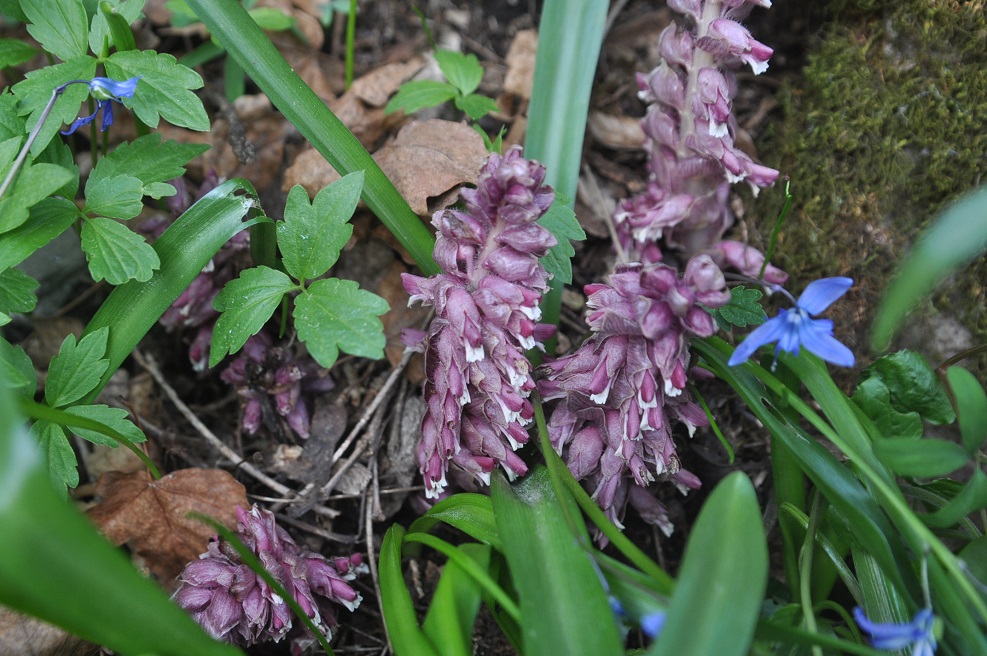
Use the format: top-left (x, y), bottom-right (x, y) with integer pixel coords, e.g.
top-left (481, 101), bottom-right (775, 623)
top-left (407, 493), bottom-right (500, 549)
top-left (184, 0), bottom-right (438, 275)
top-left (422, 543), bottom-right (492, 656)
top-left (378, 525), bottom-right (441, 656)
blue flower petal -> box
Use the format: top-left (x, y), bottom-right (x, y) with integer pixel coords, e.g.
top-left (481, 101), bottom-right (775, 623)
top-left (853, 607), bottom-right (937, 652)
top-left (90, 76), bottom-right (140, 100)
top-left (797, 277), bottom-right (853, 315)
top-left (60, 106), bottom-right (101, 135)
top-left (798, 318), bottom-right (855, 366)
top-left (640, 610), bottom-right (666, 639)
top-left (727, 312), bottom-right (789, 365)
top-left (99, 100), bottom-right (114, 131)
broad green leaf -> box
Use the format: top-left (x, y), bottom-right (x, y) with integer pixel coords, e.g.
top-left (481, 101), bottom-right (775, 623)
top-left (45, 328), bottom-right (109, 408)
top-left (0, 268), bottom-right (38, 315)
top-left (0, 162), bottom-right (75, 233)
top-left (948, 366), bottom-right (987, 454)
top-left (0, 197), bottom-right (78, 271)
top-left (378, 525), bottom-right (442, 656)
top-left (82, 216), bottom-right (159, 284)
top-left (454, 93), bottom-right (498, 121)
top-left (872, 437), bottom-right (969, 478)
top-left (873, 185), bottom-right (987, 350)
top-left (293, 278), bottom-right (389, 368)
top-left (422, 543), bottom-right (490, 656)
top-left (0, 134), bottom-right (19, 171)
top-left (30, 420), bottom-right (78, 490)
top-left (104, 50), bottom-right (209, 131)
top-left (852, 377), bottom-right (922, 440)
top-left (88, 0), bottom-right (144, 56)
top-left (537, 194), bottom-right (585, 284)
top-left (66, 404), bottom-right (146, 447)
top-left (711, 285), bottom-right (766, 331)
top-left (35, 136), bottom-right (80, 199)
top-left (248, 6), bottom-right (295, 31)
top-left (435, 49), bottom-right (484, 95)
top-left (0, 337), bottom-right (35, 398)
top-left (88, 133), bottom-right (209, 190)
top-left (0, 93), bottom-right (21, 141)
top-left (384, 80), bottom-right (458, 115)
top-left (407, 493), bottom-right (500, 549)
top-left (922, 470), bottom-right (987, 528)
top-left (84, 174), bottom-right (144, 219)
top-left (491, 467), bottom-right (624, 656)
top-left (0, 38), bottom-right (35, 69)
top-left (649, 472), bottom-right (767, 656)
top-left (12, 55), bottom-right (97, 155)
top-left (143, 182), bottom-right (176, 198)
top-left (278, 172), bottom-right (362, 281)
top-left (862, 351), bottom-right (955, 424)
top-left (21, 0), bottom-right (88, 62)
top-left (209, 266), bottom-right (294, 368)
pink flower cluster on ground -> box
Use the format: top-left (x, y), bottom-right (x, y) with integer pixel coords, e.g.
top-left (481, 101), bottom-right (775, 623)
top-left (402, 145), bottom-right (557, 498)
top-left (174, 505), bottom-right (364, 652)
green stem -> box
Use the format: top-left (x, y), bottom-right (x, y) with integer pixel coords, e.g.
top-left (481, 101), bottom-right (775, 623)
top-left (798, 492), bottom-right (823, 656)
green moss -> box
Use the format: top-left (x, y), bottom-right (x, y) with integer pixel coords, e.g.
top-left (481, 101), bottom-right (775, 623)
top-left (757, 0), bottom-right (987, 367)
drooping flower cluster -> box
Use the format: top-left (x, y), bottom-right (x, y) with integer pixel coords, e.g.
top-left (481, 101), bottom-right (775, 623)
top-left (613, 0), bottom-right (783, 280)
top-left (174, 505), bottom-right (364, 651)
top-left (60, 76), bottom-right (140, 135)
top-left (402, 145), bottom-right (557, 498)
top-left (539, 255), bottom-right (730, 535)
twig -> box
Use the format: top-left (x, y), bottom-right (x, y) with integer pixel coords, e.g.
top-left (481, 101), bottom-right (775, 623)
top-left (274, 512), bottom-right (356, 545)
top-left (365, 487), bottom-right (390, 654)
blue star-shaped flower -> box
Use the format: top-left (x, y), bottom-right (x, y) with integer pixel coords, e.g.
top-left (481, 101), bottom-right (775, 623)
top-left (853, 607), bottom-right (937, 656)
top-left (60, 76), bottom-right (140, 136)
top-left (728, 276), bottom-right (855, 367)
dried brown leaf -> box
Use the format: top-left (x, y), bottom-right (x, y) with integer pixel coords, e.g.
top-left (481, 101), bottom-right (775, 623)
top-left (0, 607), bottom-right (96, 656)
top-left (87, 469), bottom-right (247, 585)
top-left (503, 30), bottom-right (538, 101)
top-left (588, 111), bottom-right (645, 150)
top-left (350, 58), bottom-right (426, 107)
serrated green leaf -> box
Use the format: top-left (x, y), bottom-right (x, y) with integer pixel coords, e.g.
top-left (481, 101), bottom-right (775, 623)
top-left (0, 93), bottom-right (22, 141)
top-left (294, 278), bottom-right (389, 368)
top-left (278, 173), bottom-right (362, 281)
top-left (0, 38), bottom-right (36, 69)
top-left (31, 420), bottom-right (79, 492)
top-left (948, 366), bottom-right (987, 455)
top-left (21, 0), bottom-right (88, 62)
top-left (89, 0), bottom-right (144, 56)
top-left (248, 6), bottom-right (295, 31)
top-left (12, 56), bottom-right (97, 155)
top-left (35, 137), bottom-right (80, 199)
top-left (0, 134), bottom-right (19, 170)
top-left (45, 327), bottom-right (109, 408)
top-left (454, 93), bottom-right (497, 121)
top-left (84, 174), bottom-right (144, 219)
top-left (872, 437), bottom-right (970, 478)
top-left (88, 134), bottom-right (209, 190)
top-left (0, 268), bottom-right (38, 315)
top-left (209, 266), bottom-right (294, 368)
top-left (384, 80), bottom-right (458, 116)
top-left (143, 182), bottom-right (176, 199)
top-left (104, 50), bottom-right (209, 131)
top-left (66, 404), bottom-right (146, 447)
top-left (0, 337), bottom-right (35, 398)
top-left (712, 285), bottom-right (766, 329)
top-left (862, 350), bottom-right (955, 424)
top-left (537, 194), bottom-right (585, 284)
top-left (81, 216), bottom-right (159, 284)
top-left (852, 376), bottom-right (923, 439)
top-left (0, 162), bottom-right (76, 233)
top-left (435, 49), bottom-right (483, 96)
top-left (0, 197), bottom-right (79, 271)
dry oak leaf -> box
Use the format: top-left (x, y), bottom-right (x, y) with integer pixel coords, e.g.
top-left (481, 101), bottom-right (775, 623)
top-left (87, 468), bottom-right (247, 585)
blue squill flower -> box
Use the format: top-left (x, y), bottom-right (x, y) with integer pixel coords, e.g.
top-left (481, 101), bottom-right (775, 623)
top-left (60, 76), bottom-right (140, 135)
top-left (853, 607), bottom-right (937, 656)
top-left (728, 276), bottom-right (855, 367)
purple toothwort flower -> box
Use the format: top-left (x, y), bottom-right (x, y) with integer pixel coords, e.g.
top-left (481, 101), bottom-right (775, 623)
top-left (60, 76), bottom-right (140, 135)
top-left (853, 607), bottom-right (937, 656)
top-left (174, 505), bottom-right (364, 650)
top-left (728, 277), bottom-right (855, 367)
top-left (402, 145), bottom-right (557, 498)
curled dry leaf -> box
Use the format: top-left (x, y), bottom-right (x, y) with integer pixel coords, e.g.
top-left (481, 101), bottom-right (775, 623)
top-left (87, 468), bottom-right (248, 586)
top-left (500, 29), bottom-right (538, 112)
top-left (0, 607), bottom-right (95, 656)
top-left (587, 110), bottom-right (646, 151)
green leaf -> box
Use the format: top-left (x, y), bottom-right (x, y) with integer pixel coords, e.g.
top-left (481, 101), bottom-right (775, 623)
top-left (84, 174), bottom-right (144, 219)
top-left (81, 216), bottom-right (160, 284)
top-left (209, 266), bottom-right (294, 368)
top-left (0, 337), bottom-right (35, 398)
top-left (45, 327), bottom-right (109, 408)
top-left (384, 80), bottom-right (459, 115)
top-left (852, 377), bottom-right (923, 439)
top-left (649, 472), bottom-right (766, 656)
top-left (248, 6), bottom-right (295, 31)
top-left (30, 420), bottom-right (79, 491)
top-left (959, 536), bottom-right (987, 589)
top-left (0, 93), bottom-right (22, 141)
top-left (12, 55), bottom-right (98, 155)
top-left (0, 162), bottom-right (76, 233)
top-left (537, 194), bottom-right (585, 285)
top-left (293, 278), bottom-right (389, 368)
top-left (0, 197), bottom-right (78, 271)
top-left (922, 469), bottom-right (987, 528)
top-left (104, 50), bottom-right (209, 131)
top-left (88, 133), bottom-right (209, 190)
top-left (21, 0), bottom-right (88, 62)
top-left (873, 185), bottom-right (987, 350)
top-left (0, 268), bottom-right (38, 316)
top-left (278, 173), bottom-right (362, 281)
top-left (872, 437), bottom-right (970, 478)
top-left (378, 525), bottom-right (442, 656)
top-left (711, 285), bottom-right (766, 330)
top-left (948, 366), bottom-right (987, 455)
top-left (66, 404), bottom-right (146, 447)
top-left (862, 351), bottom-right (955, 424)
top-left (0, 38), bottom-right (36, 69)
top-left (422, 543), bottom-right (490, 656)
top-left (454, 93), bottom-right (497, 121)
top-left (435, 49), bottom-right (484, 95)
top-left (144, 182), bottom-right (177, 199)
top-left (89, 0), bottom-right (144, 55)
top-left (407, 493), bottom-right (500, 549)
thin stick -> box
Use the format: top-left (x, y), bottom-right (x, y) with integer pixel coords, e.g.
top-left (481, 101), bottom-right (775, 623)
top-left (365, 487), bottom-right (390, 654)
